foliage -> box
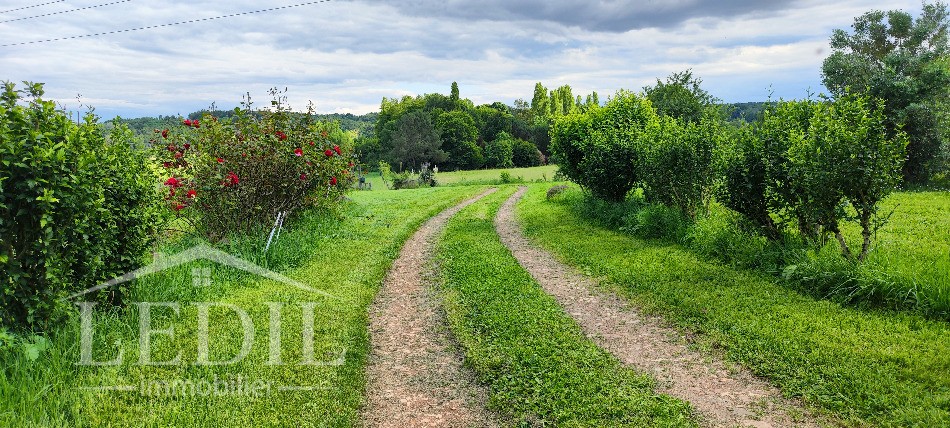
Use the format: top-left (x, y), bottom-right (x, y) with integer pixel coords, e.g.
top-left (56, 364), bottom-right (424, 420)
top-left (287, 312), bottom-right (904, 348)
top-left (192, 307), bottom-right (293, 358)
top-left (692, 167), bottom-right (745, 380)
top-left (639, 115), bottom-right (720, 218)
top-left (0, 81), bottom-right (162, 330)
top-left (386, 109), bottom-right (446, 171)
top-left (550, 91), bottom-right (657, 202)
top-left (758, 95), bottom-right (907, 261)
top-left (484, 132), bottom-right (515, 168)
top-left (511, 137), bottom-right (543, 167)
top-left (821, 1), bottom-right (950, 183)
top-left (155, 90), bottom-right (355, 240)
top-left (718, 125), bottom-right (781, 239)
top-left (643, 70), bottom-right (717, 124)
top-left (435, 110), bottom-right (482, 169)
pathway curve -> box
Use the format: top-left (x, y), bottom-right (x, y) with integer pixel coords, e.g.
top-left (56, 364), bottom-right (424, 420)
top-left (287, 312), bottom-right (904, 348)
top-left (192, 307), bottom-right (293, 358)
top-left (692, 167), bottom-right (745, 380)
top-left (362, 188), bottom-right (500, 428)
top-left (495, 186), bottom-right (824, 428)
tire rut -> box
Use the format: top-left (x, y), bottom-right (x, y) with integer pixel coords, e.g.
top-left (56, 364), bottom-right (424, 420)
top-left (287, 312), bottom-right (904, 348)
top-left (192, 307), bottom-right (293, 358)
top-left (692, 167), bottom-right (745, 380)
top-left (362, 188), bottom-right (500, 428)
top-left (494, 186), bottom-right (827, 428)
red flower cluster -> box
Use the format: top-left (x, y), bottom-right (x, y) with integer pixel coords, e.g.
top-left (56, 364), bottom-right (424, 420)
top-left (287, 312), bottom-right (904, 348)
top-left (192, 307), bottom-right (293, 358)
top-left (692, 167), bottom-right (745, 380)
top-left (294, 148), bottom-right (303, 157)
top-left (276, 131), bottom-right (288, 141)
top-left (223, 171), bottom-right (240, 187)
top-left (324, 149), bottom-right (334, 157)
top-left (162, 129), bottom-right (169, 139)
top-left (216, 157), bottom-right (225, 164)
top-left (333, 145), bottom-right (342, 155)
top-left (186, 189), bottom-right (197, 199)
top-left (329, 176), bottom-right (337, 186)
top-left (164, 177), bottom-right (182, 188)
top-left (183, 119), bottom-right (200, 128)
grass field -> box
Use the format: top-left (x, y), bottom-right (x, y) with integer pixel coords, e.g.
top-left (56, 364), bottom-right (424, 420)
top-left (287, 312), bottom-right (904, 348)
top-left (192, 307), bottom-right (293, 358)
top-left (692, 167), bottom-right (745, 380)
top-left (358, 165), bottom-right (559, 190)
top-left (518, 183), bottom-right (950, 426)
top-left (436, 186), bottom-right (697, 426)
top-left (0, 186), bottom-right (484, 427)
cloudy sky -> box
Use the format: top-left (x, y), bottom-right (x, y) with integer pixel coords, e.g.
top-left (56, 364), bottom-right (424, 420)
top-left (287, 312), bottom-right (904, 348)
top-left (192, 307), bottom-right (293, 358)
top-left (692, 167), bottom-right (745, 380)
top-left (0, 0), bottom-right (921, 118)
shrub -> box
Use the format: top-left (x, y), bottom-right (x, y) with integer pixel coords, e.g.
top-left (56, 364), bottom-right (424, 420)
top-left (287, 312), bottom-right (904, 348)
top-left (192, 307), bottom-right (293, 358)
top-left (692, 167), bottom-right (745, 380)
top-left (485, 132), bottom-right (515, 168)
top-left (550, 91), bottom-right (656, 202)
top-left (640, 115), bottom-right (720, 218)
top-left (0, 82), bottom-right (162, 330)
top-left (718, 126), bottom-right (781, 240)
top-left (155, 91), bottom-right (355, 240)
top-left (511, 138), bottom-right (543, 167)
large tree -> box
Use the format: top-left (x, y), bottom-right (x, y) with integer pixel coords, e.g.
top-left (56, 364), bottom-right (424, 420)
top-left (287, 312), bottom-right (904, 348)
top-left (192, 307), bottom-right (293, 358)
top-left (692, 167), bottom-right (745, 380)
top-left (387, 110), bottom-right (446, 170)
top-left (643, 70), bottom-right (717, 124)
top-left (821, 2), bottom-right (950, 183)
top-left (435, 110), bottom-right (483, 169)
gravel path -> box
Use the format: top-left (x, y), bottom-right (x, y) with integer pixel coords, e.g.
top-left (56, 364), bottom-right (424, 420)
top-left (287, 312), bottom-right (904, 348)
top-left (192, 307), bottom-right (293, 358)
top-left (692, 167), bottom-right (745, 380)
top-left (495, 186), bottom-right (825, 428)
top-left (362, 189), bottom-right (500, 428)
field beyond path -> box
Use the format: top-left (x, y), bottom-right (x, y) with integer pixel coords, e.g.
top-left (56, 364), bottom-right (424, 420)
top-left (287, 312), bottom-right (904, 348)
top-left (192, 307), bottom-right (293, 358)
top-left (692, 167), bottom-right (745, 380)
top-left (362, 188), bottom-right (499, 427)
top-left (496, 186), bottom-right (821, 428)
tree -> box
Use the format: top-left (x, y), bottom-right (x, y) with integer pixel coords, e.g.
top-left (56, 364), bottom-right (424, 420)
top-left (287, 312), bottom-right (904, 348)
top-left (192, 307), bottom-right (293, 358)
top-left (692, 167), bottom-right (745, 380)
top-left (435, 110), bottom-right (483, 169)
top-left (511, 138), bottom-right (544, 167)
top-left (643, 70), bottom-right (717, 124)
top-left (821, 2), bottom-right (950, 183)
top-left (485, 132), bottom-right (515, 168)
top-left (473, 105), bottom-right (513, 144)
top-left (388, 110), bottom-right (446, 170)
top-left (531, 82), bottom-right (550, 120)
top-left (450, 81), bottom-right (460, 104)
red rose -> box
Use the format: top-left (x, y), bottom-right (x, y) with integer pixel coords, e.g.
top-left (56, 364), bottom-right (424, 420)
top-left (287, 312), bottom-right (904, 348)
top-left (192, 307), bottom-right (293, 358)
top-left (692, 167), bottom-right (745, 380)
top-left (324, 149), bottom-right (334, 157)
top-left (162, 129), bottom-right (169, 139)
top-left (186, 189), bottom-right (197, 199)
top-left (192, 120), bottom-right (200, 128)
top-left (329, 176), bottom-right (337, 186)
top-left (333, 145), bottom-right (342, 155)
top-left (183, 143), bottom-right (191, 150)
top-left (183, 119), bottom-right (192, 126)
top-left (162, 162), bottom-right (172, 168)
top-left (173, 202), bottom-right (185, 211)
top-left (276, 131), bottom-right (287, 141)
top-left (217, 157), bottom-right (224, 164)
top-left (224, 171), bottom-right (239, 186)
top-left (294, 148), bottom-right (303, 157)
top-left (164, 177), bottom-right (180, 187)
top-left (299, 173), bottom-right (307, 181)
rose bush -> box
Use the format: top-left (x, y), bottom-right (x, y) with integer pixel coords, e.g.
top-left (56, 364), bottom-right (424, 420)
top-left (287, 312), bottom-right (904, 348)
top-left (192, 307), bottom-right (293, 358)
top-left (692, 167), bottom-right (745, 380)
top-left (155, 93), bottom-right (355, 240)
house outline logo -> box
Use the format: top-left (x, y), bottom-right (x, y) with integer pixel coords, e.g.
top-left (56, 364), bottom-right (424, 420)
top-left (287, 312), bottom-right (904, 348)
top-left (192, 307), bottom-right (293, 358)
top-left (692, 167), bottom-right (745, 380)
top-left (67, 243), bottom-right (337, 301)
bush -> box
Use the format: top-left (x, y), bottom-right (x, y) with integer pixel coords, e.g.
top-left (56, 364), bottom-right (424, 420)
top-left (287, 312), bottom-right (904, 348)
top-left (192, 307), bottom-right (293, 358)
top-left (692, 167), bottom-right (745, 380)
top-left (0, 82), bottom-right (162, 330)
top-left (550, 91), bottom-right (656, 202)
top-left (718, 126), bottom-right (781, 240)
top-left (640, 115), bottom-right (720, 218)
top-left (485, 132), bottom-right (515, 168)
top-left (511, 138), bottom-right (543, 167)
top-left (155, 91), bottom-right (355, 240)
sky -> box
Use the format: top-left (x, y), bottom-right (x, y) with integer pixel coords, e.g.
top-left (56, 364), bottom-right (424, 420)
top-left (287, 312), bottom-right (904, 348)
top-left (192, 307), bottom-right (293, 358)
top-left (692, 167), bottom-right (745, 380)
top-left (0, 0), bottom-right (922, 119)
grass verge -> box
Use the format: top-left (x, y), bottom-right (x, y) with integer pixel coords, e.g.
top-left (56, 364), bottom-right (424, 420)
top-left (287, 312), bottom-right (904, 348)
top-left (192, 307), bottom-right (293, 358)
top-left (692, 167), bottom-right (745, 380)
top-left (519, 184), bottom-right (950, 426)
top-left (0, 185), bottom-right (485, 427)
top-left (435, 186), bottom-right (697, 427)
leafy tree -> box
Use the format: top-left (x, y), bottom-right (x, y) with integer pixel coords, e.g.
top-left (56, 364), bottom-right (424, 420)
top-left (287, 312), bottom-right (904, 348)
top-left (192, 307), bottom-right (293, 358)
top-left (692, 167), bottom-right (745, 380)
top-left (473, 105), bottom-right (513, 144)
top-left (485, 132), bottom-right (515, 168)
top-left (450, 81), bottom-right (460, 104)
top-left (531, 82), bottom-right (551, 121)
top-left (388, 110), bottom-right (446, 170)
top-left (550, 91), bottom-right (656, 202)
top-left (435, 110), bottom-right (483, 169)
top-left (821, 2), bottom-right (950, 183)
top-left (511, 138), bottom-right (544, 167)
top-left (643, 70), bottom-right (717, 124)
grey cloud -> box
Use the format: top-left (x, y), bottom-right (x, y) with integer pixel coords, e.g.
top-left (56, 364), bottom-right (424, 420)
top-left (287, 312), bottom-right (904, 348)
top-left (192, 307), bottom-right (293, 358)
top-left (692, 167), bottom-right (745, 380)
top-left (350, 0), bottom-right (799, 32)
